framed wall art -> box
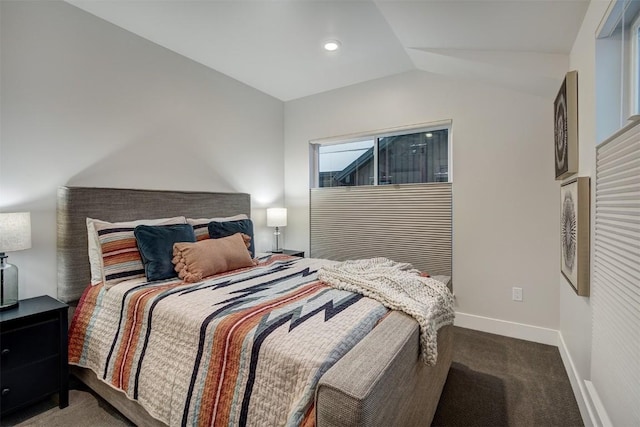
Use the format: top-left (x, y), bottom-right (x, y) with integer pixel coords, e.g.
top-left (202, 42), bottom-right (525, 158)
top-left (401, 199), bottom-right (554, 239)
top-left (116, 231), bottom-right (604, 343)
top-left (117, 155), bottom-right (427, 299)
top-left (560, 176), bottom-right (590, 296)
top-left (554, 71), bottom-right (578, 180)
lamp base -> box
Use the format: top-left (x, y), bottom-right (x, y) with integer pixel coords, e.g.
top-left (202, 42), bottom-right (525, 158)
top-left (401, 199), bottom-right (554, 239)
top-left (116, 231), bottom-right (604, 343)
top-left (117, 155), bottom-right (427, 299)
top-left (1, 253), bottom-right (20, 311)
top-left (272, 227), bottom-right (283, 253)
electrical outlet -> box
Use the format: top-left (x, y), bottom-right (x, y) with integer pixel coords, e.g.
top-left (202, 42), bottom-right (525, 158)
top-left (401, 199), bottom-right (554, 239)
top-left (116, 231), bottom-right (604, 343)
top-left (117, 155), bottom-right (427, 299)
top-left (512, 287), bottom-right (523, 302)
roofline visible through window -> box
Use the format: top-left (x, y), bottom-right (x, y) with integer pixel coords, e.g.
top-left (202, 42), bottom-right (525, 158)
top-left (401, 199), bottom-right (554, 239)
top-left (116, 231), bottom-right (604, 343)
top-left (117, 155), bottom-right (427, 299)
top-left (309, 119), bottom-right (453, 188)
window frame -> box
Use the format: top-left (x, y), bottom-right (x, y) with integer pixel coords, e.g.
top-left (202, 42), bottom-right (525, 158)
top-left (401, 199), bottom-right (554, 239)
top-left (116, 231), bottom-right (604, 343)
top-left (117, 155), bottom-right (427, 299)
top-left (630, 10), bottom-right (640, 118)
top-left (309, 120), bottom-right (453, 189)
top-left (598, 0), bottom-right (640, 129)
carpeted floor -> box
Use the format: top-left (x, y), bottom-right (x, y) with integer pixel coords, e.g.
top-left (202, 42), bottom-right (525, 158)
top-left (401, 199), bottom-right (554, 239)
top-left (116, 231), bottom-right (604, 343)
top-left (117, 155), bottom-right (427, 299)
top-left (9, 390), bottom-right (131, 427)
top-left (1, 326), bottom-right (583, 426)
top-left (432, 327), bottom-right (583, 426)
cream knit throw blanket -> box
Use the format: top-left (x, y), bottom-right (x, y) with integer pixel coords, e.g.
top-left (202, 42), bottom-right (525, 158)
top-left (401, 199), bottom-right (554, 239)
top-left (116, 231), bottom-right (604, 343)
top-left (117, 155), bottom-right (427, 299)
top-left (318, 257), bottom-right (455, 366)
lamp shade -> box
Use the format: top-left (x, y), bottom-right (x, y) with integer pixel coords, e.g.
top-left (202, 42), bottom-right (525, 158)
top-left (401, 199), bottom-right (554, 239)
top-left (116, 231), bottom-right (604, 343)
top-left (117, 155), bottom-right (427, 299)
top-left (0, 212), bottom-right (32, 252)
top-left (266, 208), bottom-right (287, 227)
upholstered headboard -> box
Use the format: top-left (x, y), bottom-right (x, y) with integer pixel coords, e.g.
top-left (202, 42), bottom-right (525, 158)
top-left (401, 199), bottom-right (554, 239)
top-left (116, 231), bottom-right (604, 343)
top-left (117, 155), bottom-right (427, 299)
top-left (57, 186), bottom-right (251, 303)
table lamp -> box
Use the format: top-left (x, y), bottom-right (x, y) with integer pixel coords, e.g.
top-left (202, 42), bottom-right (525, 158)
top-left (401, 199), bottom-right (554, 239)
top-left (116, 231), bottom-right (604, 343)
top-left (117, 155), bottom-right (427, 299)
top-left (266, 208), bottom-right (287, 253)
top-left (0, 212), bottom-right (31, 310)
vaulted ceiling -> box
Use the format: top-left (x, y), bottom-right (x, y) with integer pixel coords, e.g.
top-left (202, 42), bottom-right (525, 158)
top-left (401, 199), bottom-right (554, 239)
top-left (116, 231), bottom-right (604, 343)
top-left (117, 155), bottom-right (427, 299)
top-left (67, 0), bottom-right (590, 101)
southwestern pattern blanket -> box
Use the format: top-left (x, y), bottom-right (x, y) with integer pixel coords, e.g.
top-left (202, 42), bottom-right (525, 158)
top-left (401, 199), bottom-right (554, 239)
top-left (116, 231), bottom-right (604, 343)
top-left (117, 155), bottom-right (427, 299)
top-left (69, 256), bottom-right (390, 426)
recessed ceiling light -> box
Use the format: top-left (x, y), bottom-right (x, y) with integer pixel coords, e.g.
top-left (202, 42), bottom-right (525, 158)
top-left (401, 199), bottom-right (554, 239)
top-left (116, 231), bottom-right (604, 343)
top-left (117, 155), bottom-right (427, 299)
top-left (323, 40), bottom-right (341, 52)
top-left (425, 133), bottom-right (433, 138)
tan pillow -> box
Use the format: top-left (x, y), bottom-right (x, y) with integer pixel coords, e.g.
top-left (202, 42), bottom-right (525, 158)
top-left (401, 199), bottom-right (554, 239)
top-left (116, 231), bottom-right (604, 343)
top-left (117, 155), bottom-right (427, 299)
top-left (173, 233), bottom-right (256, 283)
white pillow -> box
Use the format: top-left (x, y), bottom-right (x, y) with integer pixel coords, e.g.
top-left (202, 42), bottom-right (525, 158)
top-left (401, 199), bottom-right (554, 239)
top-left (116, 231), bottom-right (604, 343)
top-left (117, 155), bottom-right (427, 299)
top-left (86, 216), bottom-right (187, 285)
top-left (187, 214), bottom-right (248, 240)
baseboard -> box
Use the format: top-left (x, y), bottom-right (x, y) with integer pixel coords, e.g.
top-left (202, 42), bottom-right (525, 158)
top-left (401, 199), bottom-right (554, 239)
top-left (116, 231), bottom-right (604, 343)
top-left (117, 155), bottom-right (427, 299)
top-left (454, 311), bottom-right (558, 346)
top-left (584, 380), bottom-right (613, 427)
top-left (557, 334), bottom-right (614, 427)
top-left (557, 333), bottom-right (597, 427)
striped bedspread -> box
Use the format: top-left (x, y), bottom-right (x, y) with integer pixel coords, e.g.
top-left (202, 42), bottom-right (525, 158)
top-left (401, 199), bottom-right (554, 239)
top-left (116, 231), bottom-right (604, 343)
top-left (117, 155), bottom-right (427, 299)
top-left (69, 256), bottom-right (389, 426)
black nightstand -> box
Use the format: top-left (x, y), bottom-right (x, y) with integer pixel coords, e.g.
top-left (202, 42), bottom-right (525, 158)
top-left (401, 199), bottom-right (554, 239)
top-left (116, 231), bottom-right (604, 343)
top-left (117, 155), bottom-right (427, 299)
top-left (0, 295), bottom-right (69, 416)
top-left (271, 249), bottom-right (305, 258)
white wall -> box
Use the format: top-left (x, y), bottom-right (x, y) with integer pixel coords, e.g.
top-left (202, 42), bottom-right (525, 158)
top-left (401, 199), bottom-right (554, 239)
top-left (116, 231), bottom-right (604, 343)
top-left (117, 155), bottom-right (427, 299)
top-left (563, 1), bottom-right (630, 425)
top-left (284, 70), bottom-right (561, 330)
top-left (560, 0), bottom-right (602, 411)
top-left (0, 1), bottom-right (284, 300)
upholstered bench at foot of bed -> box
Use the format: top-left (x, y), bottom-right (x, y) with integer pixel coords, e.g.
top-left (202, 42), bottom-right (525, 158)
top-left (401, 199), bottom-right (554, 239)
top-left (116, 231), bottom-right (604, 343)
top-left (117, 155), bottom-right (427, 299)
top-left (316, 313), bottom-right (453, 427)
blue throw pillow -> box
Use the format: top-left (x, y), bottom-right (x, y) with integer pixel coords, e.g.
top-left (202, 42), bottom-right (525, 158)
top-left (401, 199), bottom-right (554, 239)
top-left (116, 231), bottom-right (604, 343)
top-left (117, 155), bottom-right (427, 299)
top-left (134, 224), bottom-right (196, 282)
top-left (208, 219), bottom-right (255, 258)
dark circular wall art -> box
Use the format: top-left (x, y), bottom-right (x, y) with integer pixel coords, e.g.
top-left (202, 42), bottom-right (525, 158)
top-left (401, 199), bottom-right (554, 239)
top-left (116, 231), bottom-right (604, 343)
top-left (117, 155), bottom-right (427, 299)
top-left (555, 93), bottom-right (567, 171)
top-left (554, 79), bottom-right (568, 178)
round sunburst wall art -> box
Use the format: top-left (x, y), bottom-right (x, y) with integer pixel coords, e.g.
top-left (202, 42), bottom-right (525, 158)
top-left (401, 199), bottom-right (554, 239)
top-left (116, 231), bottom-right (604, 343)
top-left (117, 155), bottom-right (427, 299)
top-left (561, 191), bottom-right (576, 273)
top-left (560, 177), bottom-right (590, 296)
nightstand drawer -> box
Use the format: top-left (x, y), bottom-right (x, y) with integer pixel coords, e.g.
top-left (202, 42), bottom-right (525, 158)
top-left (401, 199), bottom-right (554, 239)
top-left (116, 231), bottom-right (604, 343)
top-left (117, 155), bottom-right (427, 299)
top-left (1, 319), bottom-right (59, 370)
top-left (0, 296), bottom-right (69, 416)
top-left (1, 357), bottom-right (59, 413)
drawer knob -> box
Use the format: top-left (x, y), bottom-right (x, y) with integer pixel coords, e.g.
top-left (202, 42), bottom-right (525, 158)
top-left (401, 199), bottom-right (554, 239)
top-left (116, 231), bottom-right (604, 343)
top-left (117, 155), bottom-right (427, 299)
top-left (1, 349), bottom-right (9, 356)
top-left (1, 388), bottom-right (9, 396)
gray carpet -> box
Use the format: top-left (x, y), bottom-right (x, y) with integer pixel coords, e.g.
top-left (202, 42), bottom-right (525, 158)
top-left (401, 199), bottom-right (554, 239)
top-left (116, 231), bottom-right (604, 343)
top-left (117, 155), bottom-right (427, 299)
top-left (1, 326), bottom-right (582, 426)
top-left (432, 327), bottom-right (583, 426)
top-left (13, 390), bottom-right (130, 427)
top-left (1, 389), bottom-right (131, 427)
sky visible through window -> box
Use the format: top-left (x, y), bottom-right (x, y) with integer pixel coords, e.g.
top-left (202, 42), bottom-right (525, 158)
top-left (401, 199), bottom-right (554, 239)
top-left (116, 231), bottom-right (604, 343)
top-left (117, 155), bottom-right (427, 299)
top-left (318, 140), bottom-right (374, 172)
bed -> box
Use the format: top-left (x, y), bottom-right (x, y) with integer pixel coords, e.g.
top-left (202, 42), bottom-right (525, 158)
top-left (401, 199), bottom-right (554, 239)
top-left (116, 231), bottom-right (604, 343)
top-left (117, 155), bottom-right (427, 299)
top-left (57, 186), bottom-right (453, 426)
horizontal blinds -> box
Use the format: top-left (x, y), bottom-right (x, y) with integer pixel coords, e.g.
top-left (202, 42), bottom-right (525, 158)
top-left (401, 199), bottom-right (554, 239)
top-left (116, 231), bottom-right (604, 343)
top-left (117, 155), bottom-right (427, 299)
top-left (592, 120), bottom-right (640, 426)
top-left (310, 183), bottom-right (452, 277)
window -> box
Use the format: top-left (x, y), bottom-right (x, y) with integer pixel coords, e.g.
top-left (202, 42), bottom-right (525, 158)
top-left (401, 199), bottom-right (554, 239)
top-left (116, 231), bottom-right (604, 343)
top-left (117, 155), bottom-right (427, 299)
top-left (311, 123), bottom-right (451, 188)
top-left (631, 11), bottom-right (640, 116)
top-left (596, 0), bottom-right (640, 138)
top-left (318, 140), bottom-right (374, 187)
top-left (378, 130), bottom-right (449, 185)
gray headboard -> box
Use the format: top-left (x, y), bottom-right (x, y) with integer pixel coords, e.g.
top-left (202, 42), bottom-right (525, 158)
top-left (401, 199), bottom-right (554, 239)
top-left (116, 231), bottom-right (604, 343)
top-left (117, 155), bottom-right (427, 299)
top-left (57, 186), bottom-right (251, 303)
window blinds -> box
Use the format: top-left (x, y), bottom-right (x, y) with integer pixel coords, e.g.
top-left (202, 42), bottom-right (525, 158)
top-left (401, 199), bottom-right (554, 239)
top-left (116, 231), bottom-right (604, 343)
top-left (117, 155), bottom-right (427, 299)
top-left (592, 120), bottom-right (640, 426)
top-left (310, 183), bottom-right (452, 277)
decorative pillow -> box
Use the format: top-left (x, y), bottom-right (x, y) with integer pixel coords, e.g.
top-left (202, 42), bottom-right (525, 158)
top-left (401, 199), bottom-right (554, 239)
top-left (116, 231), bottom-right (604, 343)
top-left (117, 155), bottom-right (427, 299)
top-left (208, 218), bottom-right (255, 257)
top-left (134, 224), bottom-right (196, 282)
top-left (86, 218), bottom-right (103, 285)
top-left (187, 214), bottom-right (248, 241)
top-left (172, 233), bottom-right (256, 283)
top-left (93, 216), bottom-right (186, 288)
